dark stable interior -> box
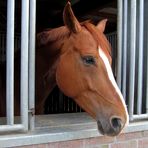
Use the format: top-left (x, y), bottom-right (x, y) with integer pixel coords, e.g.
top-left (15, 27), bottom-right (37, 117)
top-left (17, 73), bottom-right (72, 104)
top-left (0, 0), bottom-right (117, 114)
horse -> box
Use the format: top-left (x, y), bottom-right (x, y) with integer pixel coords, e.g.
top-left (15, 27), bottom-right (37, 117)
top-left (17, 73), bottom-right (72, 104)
top-left (36, 2), bottom-right (129, 136)
top-left (0, 1), bottom-right (128, 136)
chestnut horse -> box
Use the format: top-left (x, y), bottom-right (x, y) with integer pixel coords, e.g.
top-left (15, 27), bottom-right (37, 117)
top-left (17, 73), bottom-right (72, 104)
top-left (0, 2), bottom-right (128, 136)
top-left (36, 2), bottom-right (129, 136)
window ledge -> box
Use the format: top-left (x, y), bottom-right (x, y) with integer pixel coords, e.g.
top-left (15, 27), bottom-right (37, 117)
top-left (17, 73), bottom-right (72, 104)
top-left (0, 113), bottom-right (148, 147)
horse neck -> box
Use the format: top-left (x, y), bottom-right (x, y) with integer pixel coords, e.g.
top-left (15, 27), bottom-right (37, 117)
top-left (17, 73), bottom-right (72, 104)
top-left (35, 40), bottom-right (64, 114)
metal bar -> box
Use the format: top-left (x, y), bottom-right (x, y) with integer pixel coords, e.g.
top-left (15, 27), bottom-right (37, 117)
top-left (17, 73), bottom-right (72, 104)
top-left (147, 22), bottom-right (148, 113)
top-left (133, 114), bottom-right (148, 120)
top-left (0, 124), bottom-right (24, 132)
top-left (137, 0), bottom-right (144, 114)
top-left (122, 0), bottom-right (128, 100)
top-left (21, 0), bottom-right (29, 131)
top-left (6, 0), bottom-right (15, 125)
top-left (128, 0), bottom-right (137, 121)
top-left (29, 0), bottom-right (36, 130)
top-left (117, 0), bottom-right (123, 89)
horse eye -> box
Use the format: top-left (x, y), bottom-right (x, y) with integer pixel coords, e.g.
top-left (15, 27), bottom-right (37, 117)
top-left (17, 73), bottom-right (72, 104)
top-left (82, 56), bottom-right (96, 65)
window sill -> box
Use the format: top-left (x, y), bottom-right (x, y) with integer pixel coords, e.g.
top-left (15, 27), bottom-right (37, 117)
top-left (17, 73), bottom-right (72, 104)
top-left (0, 113), bottom-right (148, 147)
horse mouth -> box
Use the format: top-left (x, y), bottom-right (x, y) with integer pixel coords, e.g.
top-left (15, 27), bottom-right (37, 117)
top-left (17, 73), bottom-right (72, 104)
top-left (97, 119), bottom-right (123, 136)
top-left (97, 120), bottom-right (105, 135)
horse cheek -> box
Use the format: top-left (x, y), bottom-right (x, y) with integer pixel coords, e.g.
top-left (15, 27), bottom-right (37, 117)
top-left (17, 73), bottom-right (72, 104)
top-left (56, 59), bottom-right (80, 98)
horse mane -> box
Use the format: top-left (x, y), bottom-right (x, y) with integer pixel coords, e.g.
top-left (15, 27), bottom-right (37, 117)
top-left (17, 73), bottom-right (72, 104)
top-left (36, 21), bottom-right (112, 58)
top-left (36, 26), bottom-right (70, 48)
top-left (83, 22), bottom-right (112, 57)
top-left (36, 20), bottom-right (92, 49)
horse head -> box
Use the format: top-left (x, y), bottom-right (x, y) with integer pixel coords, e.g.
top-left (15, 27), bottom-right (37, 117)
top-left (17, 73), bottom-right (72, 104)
top-left (37, 2), bottom-right (129, 136)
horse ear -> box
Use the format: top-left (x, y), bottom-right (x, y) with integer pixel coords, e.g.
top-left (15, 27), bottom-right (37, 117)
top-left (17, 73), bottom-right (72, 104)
top-left (63, 1), bottom-right (81, 33)
top-left (96, 19), bottom-right (108, 33)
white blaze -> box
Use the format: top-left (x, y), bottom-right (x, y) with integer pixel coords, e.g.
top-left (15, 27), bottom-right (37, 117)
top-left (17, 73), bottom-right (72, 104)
top-left (99, 47), bottom-right (129, 125)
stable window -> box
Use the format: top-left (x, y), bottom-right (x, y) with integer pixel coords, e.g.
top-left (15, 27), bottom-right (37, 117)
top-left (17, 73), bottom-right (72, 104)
top-left (0, 0), bottom-right (148, 147)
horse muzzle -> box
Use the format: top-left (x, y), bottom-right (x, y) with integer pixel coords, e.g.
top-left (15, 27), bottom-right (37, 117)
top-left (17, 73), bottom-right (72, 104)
top-left (97, 117), bottom-right (125, 136)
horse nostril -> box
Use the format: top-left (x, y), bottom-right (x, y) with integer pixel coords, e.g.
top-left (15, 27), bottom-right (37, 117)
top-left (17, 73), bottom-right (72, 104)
top-left (111, 117), bottom-right (122, 130)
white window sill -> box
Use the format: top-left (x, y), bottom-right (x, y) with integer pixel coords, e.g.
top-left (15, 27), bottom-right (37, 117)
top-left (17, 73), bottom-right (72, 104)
top-left (0, 113), bottom-right (148, 147)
